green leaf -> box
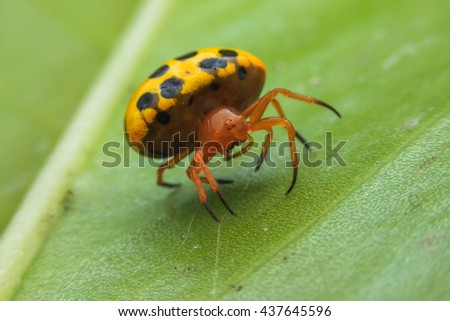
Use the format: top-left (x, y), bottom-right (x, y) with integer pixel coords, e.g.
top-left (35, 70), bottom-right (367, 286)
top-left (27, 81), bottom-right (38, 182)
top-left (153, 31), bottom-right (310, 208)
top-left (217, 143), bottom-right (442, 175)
top-left (0, 0), bottom-right (141, 232)
top-left (1, 0), bottom-right (449, 300)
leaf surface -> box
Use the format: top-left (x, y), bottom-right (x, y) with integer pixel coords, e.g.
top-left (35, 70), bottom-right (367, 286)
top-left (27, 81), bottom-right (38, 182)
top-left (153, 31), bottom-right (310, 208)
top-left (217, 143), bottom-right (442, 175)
top-left (1, 0), bottom-right (448, 300)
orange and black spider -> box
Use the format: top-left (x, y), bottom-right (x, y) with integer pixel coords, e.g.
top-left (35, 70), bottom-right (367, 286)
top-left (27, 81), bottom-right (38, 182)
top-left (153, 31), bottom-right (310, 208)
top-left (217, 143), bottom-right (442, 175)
top-left (125, 48), bottom-right (340, 222)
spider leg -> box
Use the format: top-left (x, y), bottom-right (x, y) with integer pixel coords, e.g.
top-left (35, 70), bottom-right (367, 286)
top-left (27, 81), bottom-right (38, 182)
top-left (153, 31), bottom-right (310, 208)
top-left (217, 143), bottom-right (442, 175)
top-left (186, 160), bottom-right (219, 222)
top-left (271, 98), bottom-right (312, 150)
top-left (206, 134), bottom-right (254, 183)
top-left (157, 147), bottom-right (193, 188)
top-left (229, 133), bottom-right (254, 159)
top-left (199, 177), bottom-right (234, 184)
top-left (187, 147), bottom-right (236, 222)
top-left (224, 134), bottom-right (254, 160)
top-left (249, 117), bottom-right (299, 195)
top-left (255, 128), bottom-right (273, 172)
top-left (243, 89), bottom-right (339, 151)
top-left (242, 88), bottom-right (341, 120)
top-left (241, 88), bottom-right (340, 173)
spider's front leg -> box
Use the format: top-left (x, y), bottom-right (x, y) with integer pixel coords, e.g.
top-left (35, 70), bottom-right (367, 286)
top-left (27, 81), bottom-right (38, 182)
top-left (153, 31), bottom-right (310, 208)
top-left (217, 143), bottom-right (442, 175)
top-left (271, 98), bottom-right (311, 149)
top-left (243, 88), bottom-right (341, 151)
top-left (249, 117), bottom-right (299, 195)
top-left (224, 133), bottom-right (254, 161)
top-left (243, 88), bottom-right (340, 121)
top-left (255, 128), bottom-right (273, 172)
top-left (186, 147), bottom-right (236, 222)
top-left (157, 147), bottom-right (193, 188)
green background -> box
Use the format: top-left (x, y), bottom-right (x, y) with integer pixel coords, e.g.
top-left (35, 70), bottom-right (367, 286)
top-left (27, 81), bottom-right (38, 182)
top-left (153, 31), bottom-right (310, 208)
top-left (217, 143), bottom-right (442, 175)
top-left (0, 0), bottom-right (448, 300)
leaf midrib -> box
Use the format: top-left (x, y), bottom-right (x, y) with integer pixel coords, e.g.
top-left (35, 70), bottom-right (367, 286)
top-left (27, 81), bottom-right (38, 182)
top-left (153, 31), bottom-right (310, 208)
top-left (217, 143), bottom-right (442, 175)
top-left (0, 0), bottom-right (173, 300)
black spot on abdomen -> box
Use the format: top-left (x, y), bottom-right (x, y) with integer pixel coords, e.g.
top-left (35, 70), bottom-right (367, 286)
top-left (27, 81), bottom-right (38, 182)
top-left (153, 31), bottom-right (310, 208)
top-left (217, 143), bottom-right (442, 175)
top-left (160, 77), bottom-right (183, 98)
top-left (156, 111), bottom-right (171, 124)
top-left (137, 92), bottom-right (158, 110)
top-left (199, 58), bottom-right (227, 71)
top-left (188, 95), bottom-right (194, 106)
top-left (238, 66), bottom-right (247, 80)
top-left (149, 64), bottom-right (169, 78)
top-left (175, 50), bottom-right (198, 61)
top-left (210, 82), bottom-right (220, 91)
top-left (219, 49), bottom-right (238, 57)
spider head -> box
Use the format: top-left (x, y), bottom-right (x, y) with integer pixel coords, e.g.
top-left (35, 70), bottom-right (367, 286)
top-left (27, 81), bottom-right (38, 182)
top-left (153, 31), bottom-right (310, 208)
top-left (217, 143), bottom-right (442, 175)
top-left (197, 107), bottom-right (248, 155)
